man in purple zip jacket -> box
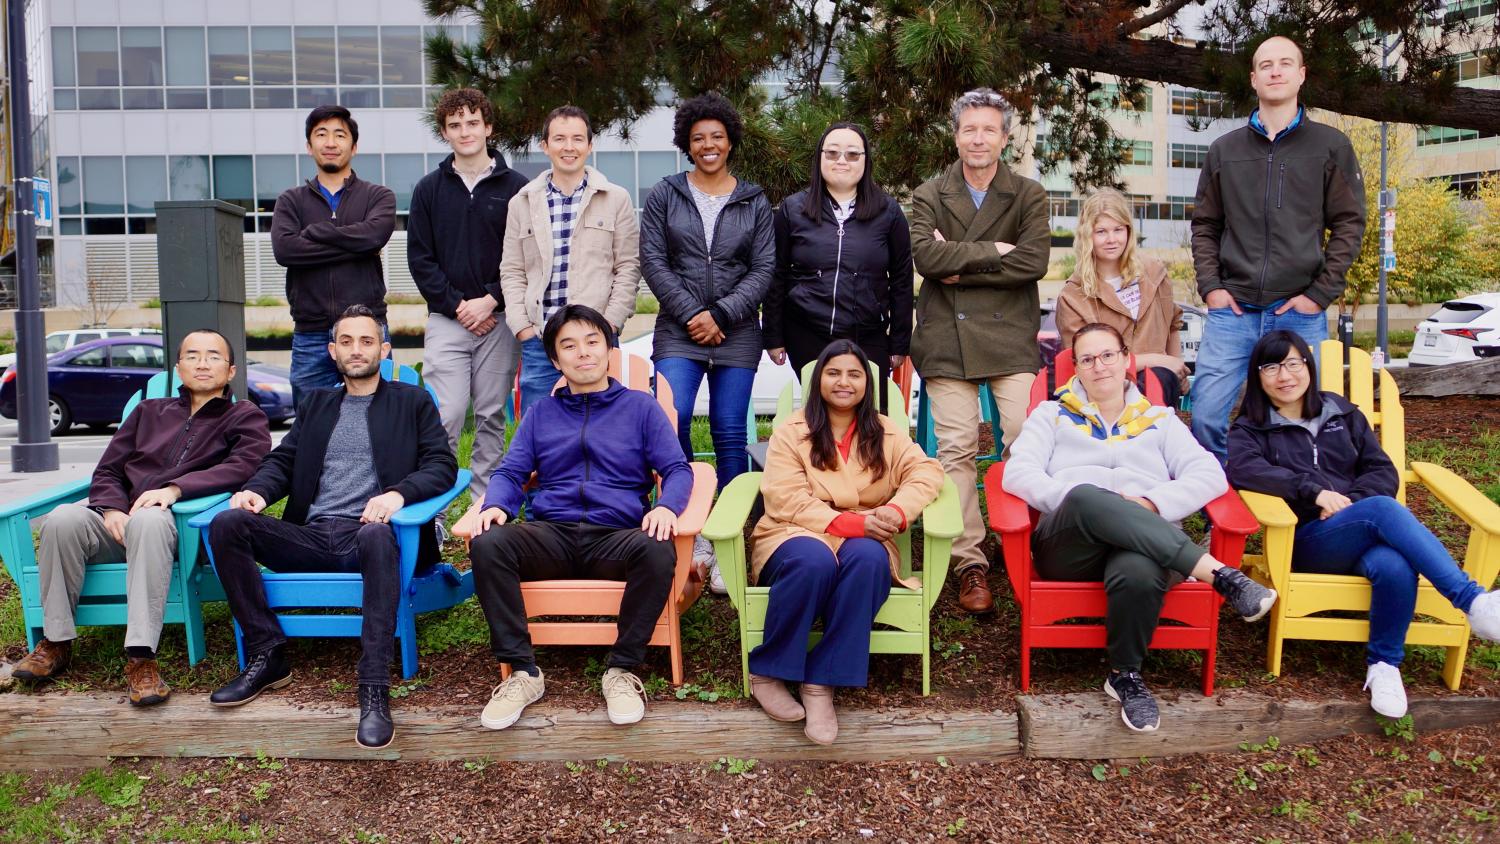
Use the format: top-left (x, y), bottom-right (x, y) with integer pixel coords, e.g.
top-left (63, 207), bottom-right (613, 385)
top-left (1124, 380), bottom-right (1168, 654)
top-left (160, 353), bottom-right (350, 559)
top-left (468, 304), bottom-right (693, 731)
top-left (12, 330), bottom-right (270, 706)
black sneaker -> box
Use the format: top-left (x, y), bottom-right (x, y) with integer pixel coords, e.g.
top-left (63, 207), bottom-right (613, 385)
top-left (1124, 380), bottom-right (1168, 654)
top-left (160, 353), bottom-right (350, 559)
top-left (1104, 671), bottom-right (1160, 733)
top-left (209, 646), bottom-right (292, 707)
top-left (356, 684), bottom-right (394, 749)
top-left (1212, 567), bottom-right (1277, 622)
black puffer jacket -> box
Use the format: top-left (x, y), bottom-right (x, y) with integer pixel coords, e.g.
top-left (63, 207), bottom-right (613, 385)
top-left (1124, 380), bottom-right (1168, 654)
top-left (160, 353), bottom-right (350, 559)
top-left (1226, 392), bottom-right (1400, 526)
top-left (763, 189), bottom-right (913, 354)
top-left (640, 172), bottom-right (775, 369)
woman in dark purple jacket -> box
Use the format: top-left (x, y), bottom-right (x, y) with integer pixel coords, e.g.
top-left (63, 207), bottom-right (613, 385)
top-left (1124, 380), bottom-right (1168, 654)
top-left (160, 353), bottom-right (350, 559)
top-left (1227, 330), bottom-right (1500, 719)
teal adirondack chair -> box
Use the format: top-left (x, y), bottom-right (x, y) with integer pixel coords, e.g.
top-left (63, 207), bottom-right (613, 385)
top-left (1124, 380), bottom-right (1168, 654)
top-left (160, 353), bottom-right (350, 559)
top-left (0, 371), bottom-right (230, 665)
top-left (914, 381), bottom-right (1005, 461)
top-left (190, 361), bottom-right (470, 680)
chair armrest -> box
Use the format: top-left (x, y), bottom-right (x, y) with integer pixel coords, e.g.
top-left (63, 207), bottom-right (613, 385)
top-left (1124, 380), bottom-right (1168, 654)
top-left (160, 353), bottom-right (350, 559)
top-left (982, 462), bottom-right (1031, 535)
top-left (172, 492), bottom-right (231, 517)
top-left (0, 477), bottom-right (91, 522)
top-left (1411, 461), bottom-right (1500, 585)
top-left (390, 470), bottom-right (472, 527)
top-left (674, 463), bottom-right (717, 537)
top-left (186, 498), bottom-right (233, 530)
top-left (1237, 489), bottom-right (1297, 590)
top-left (919, 476), bottom-right (962, 540)
top-left (1238, 489), bottom-right (1298, 529)
top-left (1203, 489), bottom-right (1257, 568)
top-left (702, 471), bottom-right (762, 543)
top-left (920, 478), bottom-right (960, 611)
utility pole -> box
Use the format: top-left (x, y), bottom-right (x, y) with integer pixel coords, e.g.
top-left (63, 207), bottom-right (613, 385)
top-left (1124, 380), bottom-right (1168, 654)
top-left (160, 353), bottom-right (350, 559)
top-left (1375, 33), bottom-right (1402, 368)
top-left (7, 0), bottom-right (58, 471)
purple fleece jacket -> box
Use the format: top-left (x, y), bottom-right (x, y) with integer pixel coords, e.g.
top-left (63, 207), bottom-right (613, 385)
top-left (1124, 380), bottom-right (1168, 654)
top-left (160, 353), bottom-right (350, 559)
top-left (482, 378), bottom-right (692, 528)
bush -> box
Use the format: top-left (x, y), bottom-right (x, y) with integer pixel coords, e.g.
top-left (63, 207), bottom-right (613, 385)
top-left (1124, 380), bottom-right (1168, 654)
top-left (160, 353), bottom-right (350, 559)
top-left (635, 293), bottom-right (660, 315)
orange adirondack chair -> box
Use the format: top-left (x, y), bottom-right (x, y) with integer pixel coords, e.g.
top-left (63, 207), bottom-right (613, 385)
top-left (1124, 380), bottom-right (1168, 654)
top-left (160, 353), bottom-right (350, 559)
top-left (453, 349), bottom-right (714, 684)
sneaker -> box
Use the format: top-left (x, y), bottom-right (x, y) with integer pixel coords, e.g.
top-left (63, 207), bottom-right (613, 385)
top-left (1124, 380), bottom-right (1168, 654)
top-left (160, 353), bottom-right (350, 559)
top-left (601, 667), bottom-right (646, 725)
top-left (1364, 662), bottom-right (1408, 718)
top-left (1466, 591), bottom-right (1500, 641)
top-left (695, 536), bottom-right (726, 596)
top-left (1104, 671), bottom-right (1160, 733)
top-left (12, 638), bottom-right (71, 681)
top-left (480, 669), bottom-right (545, 731)
top-left (1212, 566), bottom-right (1277, 622)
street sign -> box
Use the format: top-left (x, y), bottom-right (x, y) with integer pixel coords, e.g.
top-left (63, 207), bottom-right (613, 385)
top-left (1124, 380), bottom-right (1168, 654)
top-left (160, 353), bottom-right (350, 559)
top-left (32, 177), bottom-right (52, 228)
top-left (1383, 209), bottom-right (1395, 233)
top-left (1382, 254), bottom-right (1396, 271)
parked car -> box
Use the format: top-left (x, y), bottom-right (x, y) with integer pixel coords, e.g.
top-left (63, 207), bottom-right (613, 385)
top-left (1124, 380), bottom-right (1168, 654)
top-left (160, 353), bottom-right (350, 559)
top-left (1039, 300), bottom-right (1205, 372)
top-left (0, 336), bottom-right (294, 435)
top-left (1408, 293), bottom-right (1500, 366)
top-left (0, 327), bottom-right (161, 369)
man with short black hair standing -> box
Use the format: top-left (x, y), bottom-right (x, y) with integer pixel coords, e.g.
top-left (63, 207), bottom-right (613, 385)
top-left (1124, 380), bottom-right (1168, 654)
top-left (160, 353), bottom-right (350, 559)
top-left (409, 88), bottom-right (528, 499)
top-left (272, 105), bottom-right (397, 411)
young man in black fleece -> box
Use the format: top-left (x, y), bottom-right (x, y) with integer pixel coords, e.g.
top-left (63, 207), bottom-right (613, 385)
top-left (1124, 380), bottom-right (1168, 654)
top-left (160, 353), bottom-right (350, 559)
top-left (408, 88), bottom-right (528, 501)
top-left (272, 105), bottom-right (397, 411)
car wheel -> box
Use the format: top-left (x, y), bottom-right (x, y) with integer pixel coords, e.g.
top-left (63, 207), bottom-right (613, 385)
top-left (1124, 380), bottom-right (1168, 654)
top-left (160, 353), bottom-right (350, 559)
top-left (49, 395), bottom-right (72, 435)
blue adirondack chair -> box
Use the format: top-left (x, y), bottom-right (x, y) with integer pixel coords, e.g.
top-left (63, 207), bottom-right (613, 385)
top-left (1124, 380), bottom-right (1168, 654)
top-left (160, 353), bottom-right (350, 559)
top-left (0, 371), bottom-right (229, 665)
top-left (190, 361), bottom-right (471, 680)
top-left (913, 381), bottom-right (1006, 461)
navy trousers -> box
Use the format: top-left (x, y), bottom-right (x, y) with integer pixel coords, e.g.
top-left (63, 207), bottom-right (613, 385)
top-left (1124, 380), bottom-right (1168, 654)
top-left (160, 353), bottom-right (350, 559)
top-left (748, 536), bottom-right (892, 687)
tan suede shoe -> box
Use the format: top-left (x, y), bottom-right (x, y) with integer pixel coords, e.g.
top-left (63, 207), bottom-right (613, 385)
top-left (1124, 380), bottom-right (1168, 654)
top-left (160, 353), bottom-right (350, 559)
top-left (800, 683), bottom-right (838, 745)
top-left (124, 657), bottom-right (171, 706)
top-left (750, 674), bottom-right (805, 722)
top-left (12, 639), bottom-right (71, 681)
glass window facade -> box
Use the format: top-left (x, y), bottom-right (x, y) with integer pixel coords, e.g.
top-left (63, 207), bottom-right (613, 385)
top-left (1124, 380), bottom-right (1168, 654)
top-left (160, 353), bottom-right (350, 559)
top-left (1169, 143), bottom-right (1209, 169)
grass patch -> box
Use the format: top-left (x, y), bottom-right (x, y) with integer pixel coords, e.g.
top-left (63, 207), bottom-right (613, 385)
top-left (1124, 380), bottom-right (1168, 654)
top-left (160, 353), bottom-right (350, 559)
top-left (635, 293), bottom-right (660, 315)
top-left (1350, 330), bottom-right (1415, 359)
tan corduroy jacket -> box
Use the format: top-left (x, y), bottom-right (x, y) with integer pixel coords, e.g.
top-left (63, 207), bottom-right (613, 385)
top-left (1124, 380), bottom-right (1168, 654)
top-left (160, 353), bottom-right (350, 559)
top-left (1056, 256), bottom-right (1182, 356)
top-left (751, 410), bottom-right (945, 588)
top-left (500, 166), bottom-right (641, 337)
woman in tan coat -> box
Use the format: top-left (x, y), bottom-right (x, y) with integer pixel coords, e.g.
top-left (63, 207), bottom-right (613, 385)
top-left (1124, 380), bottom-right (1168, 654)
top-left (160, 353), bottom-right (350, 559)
top-left (1056, 189), bottom-right (1187, 407)
top-left (749, 340), bottom-right (944, 744)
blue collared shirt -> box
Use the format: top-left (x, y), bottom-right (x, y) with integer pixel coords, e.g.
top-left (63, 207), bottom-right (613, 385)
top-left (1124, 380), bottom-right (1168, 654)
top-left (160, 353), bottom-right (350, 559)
top-left (317, 181), bottom-right (343, 215)
top-left (1248, 105), bottom-right (1305, 141)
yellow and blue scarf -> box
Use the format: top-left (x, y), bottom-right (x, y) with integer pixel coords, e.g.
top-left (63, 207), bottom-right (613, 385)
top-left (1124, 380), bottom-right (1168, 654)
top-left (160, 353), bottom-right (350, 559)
top-left (1055, 376), bottom-right (1162, 442)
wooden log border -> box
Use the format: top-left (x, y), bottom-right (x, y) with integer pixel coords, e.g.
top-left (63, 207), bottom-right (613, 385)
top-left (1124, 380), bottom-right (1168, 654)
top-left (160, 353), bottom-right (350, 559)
top-left (0, 691), bottom-right (1495, 770)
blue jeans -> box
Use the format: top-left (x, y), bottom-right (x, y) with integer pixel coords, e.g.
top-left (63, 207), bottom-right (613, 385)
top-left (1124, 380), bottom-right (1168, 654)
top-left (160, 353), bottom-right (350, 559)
top-left (748, 536), bottom-right (892, 687)
top-left (1292, 496), bottom-right (1485, 667)
top-left (290, 324), bottom-right (392, 413)
top-left (654, 357), bottom-right (755, 490)
top-left (518, 336), bottom-right (561, 418)
top-left (1190, 300), bottom-right (1327, 461)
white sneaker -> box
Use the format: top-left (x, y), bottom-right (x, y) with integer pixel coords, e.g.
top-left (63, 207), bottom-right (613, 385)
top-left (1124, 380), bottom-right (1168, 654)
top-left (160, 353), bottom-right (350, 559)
top-left (479, 669), bottom-right (545, 730)
top-left (601, 667), bottom-right (646, 725)
top-left (695, 536), bottom-right (727, 595)
top-left (1466, 590), bottom-right (1500, 641)
top-left (1364, 662), bottom-right (1408, 719)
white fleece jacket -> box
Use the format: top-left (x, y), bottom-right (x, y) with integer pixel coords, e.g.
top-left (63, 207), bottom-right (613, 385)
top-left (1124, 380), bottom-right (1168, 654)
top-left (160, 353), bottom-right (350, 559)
top-left (1002, 379), bottom-right (1226, 522)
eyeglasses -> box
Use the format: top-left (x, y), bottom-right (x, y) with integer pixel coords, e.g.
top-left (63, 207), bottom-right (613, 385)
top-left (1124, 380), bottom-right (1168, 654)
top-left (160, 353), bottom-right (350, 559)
top-left (821, 149), bottom-right (865, 162)
top-left (180, 352), bottom-right (228, 365)
top-left (1258, 358), bottom-right (1308, 376)
top-left (1076, 349), bottom-right (1125, 369)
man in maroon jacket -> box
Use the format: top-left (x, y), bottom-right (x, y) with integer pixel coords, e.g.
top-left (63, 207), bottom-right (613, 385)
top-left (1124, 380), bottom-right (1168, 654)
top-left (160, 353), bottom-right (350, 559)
top-left (12, 329), bottom-right (271, 706)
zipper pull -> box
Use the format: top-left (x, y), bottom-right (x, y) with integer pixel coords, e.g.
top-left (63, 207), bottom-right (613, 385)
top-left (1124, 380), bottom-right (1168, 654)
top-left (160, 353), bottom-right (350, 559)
top-left (1312, 442), bottom-right (1319, 466)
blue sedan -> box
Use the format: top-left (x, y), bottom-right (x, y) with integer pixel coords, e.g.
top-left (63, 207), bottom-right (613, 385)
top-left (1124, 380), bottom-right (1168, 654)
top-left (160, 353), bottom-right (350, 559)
top-left (0, 335), bottom-right (295, 435)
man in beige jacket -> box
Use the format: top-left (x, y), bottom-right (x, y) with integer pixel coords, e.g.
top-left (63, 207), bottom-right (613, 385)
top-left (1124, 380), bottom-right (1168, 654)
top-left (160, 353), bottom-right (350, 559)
top-left (501, 105), bottom-right (641, 415)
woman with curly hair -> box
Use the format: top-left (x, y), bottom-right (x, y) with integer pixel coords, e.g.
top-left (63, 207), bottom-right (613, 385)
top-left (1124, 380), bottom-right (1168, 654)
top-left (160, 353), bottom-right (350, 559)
top-left (640, 92), bottom-right (775, 496)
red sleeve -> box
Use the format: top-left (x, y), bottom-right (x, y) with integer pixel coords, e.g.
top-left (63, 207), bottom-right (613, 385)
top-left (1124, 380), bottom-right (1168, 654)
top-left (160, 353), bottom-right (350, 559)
top-left (826, 512), bottom-right (868, 538)
top-left (887, 504), bottom-right (907, 531)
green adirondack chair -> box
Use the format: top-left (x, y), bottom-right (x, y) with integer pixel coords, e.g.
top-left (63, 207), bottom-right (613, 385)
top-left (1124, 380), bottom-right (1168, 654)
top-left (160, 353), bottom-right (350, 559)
top-left (0, 371), bottom-right (230, 665)
top-left (770, 360), bottom-right (911, 432)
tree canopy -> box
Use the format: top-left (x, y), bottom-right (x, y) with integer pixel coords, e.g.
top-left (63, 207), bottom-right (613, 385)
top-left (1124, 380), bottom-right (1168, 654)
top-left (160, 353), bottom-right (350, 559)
top-left (423, 0), bottom-right (1500, 201)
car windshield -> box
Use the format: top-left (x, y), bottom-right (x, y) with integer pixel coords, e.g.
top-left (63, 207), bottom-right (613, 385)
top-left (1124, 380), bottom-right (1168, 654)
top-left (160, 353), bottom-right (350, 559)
top-left (45, 335), bottom-right (68, 353)
top-left (1428, 302), bottom-right (1489, 324)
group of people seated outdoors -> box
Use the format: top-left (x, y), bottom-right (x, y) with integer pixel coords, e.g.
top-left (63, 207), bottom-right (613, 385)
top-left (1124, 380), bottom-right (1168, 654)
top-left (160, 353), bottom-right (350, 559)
top-left (10, 43), bottom-right (1500, 748)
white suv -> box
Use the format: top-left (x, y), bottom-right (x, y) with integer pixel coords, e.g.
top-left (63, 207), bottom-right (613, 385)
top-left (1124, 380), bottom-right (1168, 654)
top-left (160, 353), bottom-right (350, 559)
top-left (0, 327), bottom-right (161, 369)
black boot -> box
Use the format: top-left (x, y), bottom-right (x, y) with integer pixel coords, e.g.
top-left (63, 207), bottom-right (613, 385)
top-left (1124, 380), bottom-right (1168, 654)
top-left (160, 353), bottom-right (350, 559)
top-left (210, 646), bottom-right (292, 707)
top-left (357, 684), bottom-right (394, 749)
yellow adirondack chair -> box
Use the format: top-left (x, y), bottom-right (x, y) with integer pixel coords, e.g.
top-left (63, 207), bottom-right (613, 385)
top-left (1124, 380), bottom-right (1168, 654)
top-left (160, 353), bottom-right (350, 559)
top-left (1238, 340), bottom-right (1500, 690)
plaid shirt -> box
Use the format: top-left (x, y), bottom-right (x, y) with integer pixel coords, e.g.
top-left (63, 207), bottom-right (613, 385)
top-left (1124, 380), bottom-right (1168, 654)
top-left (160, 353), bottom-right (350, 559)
top-left (543, 175), bottom-right (588, 321)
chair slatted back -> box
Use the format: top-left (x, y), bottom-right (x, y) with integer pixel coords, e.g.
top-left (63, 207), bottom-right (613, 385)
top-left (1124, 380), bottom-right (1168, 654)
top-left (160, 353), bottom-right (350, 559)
top-left (1317, 340), bottom-right (1408, 500)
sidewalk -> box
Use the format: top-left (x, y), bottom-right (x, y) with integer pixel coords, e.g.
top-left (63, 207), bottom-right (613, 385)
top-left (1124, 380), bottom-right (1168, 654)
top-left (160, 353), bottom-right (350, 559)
top-left (0, 462), bottom-right (94, 505)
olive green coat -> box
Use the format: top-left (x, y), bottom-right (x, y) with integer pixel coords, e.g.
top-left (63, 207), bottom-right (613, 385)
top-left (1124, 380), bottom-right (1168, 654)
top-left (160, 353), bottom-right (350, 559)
top-left (909, 161), bottom-right (1051, 381)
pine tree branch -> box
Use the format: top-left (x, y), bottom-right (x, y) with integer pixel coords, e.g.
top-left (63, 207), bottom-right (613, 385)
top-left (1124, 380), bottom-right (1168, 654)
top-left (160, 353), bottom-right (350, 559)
top-left (1116, 0), bottom-right (1197, 38)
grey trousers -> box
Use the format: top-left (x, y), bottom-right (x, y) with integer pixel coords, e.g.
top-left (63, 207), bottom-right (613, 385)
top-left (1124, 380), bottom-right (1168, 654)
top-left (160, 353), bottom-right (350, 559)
top-left (422, 312), bottom-right (521, 500)
top-left (37, 502), bottom-right (178, 649)
top-left (1031, 484), bottom-right (1203, 673)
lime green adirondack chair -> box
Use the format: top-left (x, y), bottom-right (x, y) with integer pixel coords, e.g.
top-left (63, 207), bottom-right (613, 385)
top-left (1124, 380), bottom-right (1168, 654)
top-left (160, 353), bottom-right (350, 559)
top-left (0, 372), bottom-right (230, 665)
top-left (771, 360), bottom-right (910, 432)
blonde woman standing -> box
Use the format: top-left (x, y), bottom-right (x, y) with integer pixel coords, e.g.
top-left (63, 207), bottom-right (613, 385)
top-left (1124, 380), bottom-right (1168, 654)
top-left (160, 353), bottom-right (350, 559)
top-left (1057, 189), bottom-right (1187, 407)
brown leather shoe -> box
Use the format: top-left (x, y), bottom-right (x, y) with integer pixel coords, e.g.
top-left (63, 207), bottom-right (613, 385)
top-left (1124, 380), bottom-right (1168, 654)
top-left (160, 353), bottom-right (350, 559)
top-left (124, 657), bottom-right (171, 706)
top-left (958, 568), bottom-right (995, 614)
top-left (12, 639), bottom-right (71, 681)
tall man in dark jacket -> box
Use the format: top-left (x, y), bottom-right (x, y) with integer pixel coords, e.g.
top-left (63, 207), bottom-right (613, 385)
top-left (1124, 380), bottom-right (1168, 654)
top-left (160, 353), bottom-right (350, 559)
top-left (272, 105), bottom-right (397, 411)
top-left (469, 305), bottom-right (692, 732)
top-left (13, 330), bottom-right (270, 707)
top-left (1190, 36), bottom-right (1366, 462)
top-left (207, 306), bottom-right (456, 749)
top-left (409, 89), bottom-right (528, 500)
top-left (909, 87), bottom-right (1052, 615)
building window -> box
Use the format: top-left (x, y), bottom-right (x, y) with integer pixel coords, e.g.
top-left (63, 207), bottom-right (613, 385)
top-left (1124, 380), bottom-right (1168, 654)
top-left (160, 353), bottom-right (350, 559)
top-left (76, 27), bottom-right (120, 86)
top-left (1170, 88), bottom-right (1235, 119)
top-left (1124, 140), bottom-right (1153, 167)
top-left (1047, 191), bottom-right (1080, 218)
top-left (1453, 50), bottom-right (1499, 82)
top-left (125, 156), bottom-right (167, 214)
top-left (83, 156), bottom-right (125, 215)
top-left (1166, 195), bottom-right (1195, 220)
top-left (1095, 83), bottom-right (1151, 113)
top-left (1417, 125), bottom-right (1498, 146)
top-left (169, 156), bottom-right (211, 200)
top-left (1169, 143), bottom-right (1209, 169)
top-left (1445, 0), bottom-right (1498, 23)
top-left (120, 27), bottom-right (163, 87)
top-left (1448, 170), bottom-right (1500, 198)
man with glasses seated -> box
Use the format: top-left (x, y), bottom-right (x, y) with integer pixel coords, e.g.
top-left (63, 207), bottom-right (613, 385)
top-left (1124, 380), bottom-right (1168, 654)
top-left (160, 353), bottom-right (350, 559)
top-left (13, 330), bottom-right (271, 708)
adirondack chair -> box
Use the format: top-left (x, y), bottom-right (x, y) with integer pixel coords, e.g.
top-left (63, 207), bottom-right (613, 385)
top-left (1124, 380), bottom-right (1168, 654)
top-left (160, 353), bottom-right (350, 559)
top-left (452, 349), bottom-right (717, 685)
top-left (984, 350), bottom-right (1258, 695)
top-left (1238, 340), bottom-right (1500, 691)
top-left (914, 381), bottom-right (1006, 461)
top-left (190, 361), bottom-right (472, 680)
top-left (770, 359), bottom-right (910, 432)
top-left (702, 377), bottom-right (962, 696)
top-left (0, 371), bottom-right (229, 665)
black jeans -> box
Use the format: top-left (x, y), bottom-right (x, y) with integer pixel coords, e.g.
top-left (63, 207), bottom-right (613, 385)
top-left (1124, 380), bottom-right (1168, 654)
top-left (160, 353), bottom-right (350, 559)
top-left (208, 509), bottom-right (401, 685)
top-left (784, 314), bottom-right (893, 411)
top-left (1031, 484), bottom-right (1204, 673)
top-left (470, 520), bottom-right (677, 669)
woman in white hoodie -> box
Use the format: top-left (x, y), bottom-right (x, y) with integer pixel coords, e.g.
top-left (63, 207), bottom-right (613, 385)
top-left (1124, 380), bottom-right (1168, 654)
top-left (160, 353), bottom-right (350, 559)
top-left (1002, 323), bottom-right (1276, 733)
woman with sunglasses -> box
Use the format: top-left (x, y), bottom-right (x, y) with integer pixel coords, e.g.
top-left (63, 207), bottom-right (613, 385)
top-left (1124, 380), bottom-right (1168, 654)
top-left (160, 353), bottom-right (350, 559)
top-left (1004, 323), bottom-right (1276, 733)
top-left (1227, 330), bottom-right (1500, 719)
top-left (764, 122), bottom-right (913, 390)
